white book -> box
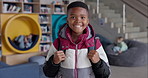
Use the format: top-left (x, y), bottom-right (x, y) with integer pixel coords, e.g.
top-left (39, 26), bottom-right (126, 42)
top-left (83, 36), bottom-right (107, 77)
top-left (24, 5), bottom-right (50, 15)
top-left (47, 8), bottom-right (51, 13)
top-left (24, 0), bottom-right (28, 2)
top-left (8, 5), bottom-right (13, 12)
top-left (40, 16), bottom-right (44, 23)
top-left (45, 26), bottom-right (48, 32)
top-left (16, 7), bottom-right (21, 12)
top-left (39, 45), bottom-right (43, 51)
top-left (3, 4), bottom-right (8, 12)
top-left (11, 5), bottom-right (16, 12)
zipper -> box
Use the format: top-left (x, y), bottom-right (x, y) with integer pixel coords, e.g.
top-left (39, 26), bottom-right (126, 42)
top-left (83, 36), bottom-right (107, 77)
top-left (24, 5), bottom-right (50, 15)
top-left (67, 34), bottom-right (85, 78)
top-left (74, 44), bottom-right (78, 78)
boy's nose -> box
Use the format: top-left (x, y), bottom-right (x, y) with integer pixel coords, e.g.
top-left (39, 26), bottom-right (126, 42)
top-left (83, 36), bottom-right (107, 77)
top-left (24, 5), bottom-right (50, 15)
top-left (75, 18), bottom-right (81, 23)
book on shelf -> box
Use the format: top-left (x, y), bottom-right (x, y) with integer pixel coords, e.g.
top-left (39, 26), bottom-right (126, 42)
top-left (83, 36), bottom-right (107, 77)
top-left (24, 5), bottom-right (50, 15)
top-left (41, 35), bottom-right (51, 42)
top-left (3, 4), bottom-right (21, 13)
top-left (41, 25), bottom-right (50, 33)
top-left (3, 4), bottom-right (8, 12)
top-left (24, 0), bottom-right (33, 2)
top-left (15, 7), bottom-right (21, 12)
top-left (41, 7), bottom-right (51, 14)
top-left (41, 26), bottom-right (48, 33)
top-left (54, 5), bottom-right (65, 14)
top-left (11, 5), bottom-right (16, 11)
top-left (8, 4), bottom-right (14, 11)
top-left (3, 0), bottom-right (24, 2)
top-left (3, 0), bottom-right (20, 1)
top-left (40, 44), bottom-right (50, 52)
top-left (47, 26), bottom-right (50, 32)
top-left (24, 4), bottom-right (33, 13)
top-left (3, 0), bottom-right (19, 2)
top-left (39, 15), bottom-right (50, 23)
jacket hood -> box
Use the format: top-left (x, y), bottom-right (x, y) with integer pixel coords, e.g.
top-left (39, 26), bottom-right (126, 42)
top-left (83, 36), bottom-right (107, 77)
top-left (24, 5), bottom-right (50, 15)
top-left (53, 23), bottom-right (96, 50)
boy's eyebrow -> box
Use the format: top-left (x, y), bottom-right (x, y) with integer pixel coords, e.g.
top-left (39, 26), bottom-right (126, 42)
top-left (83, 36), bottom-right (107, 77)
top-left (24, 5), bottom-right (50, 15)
top-left (69, 14), bottom-right (75, 15)
top-left (69, 13), bottom-right (88, 16)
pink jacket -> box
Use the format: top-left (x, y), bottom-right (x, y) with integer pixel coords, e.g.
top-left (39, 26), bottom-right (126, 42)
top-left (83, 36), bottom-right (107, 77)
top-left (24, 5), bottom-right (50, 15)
top-left (45, 23), bottom-right (110, 78)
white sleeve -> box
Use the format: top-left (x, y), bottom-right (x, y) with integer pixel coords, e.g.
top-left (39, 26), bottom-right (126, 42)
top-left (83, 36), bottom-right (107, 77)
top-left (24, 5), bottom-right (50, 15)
top-left (96, 45), bottom-right (109, 65)
top-left (45, 44), bottom-right (57, 61)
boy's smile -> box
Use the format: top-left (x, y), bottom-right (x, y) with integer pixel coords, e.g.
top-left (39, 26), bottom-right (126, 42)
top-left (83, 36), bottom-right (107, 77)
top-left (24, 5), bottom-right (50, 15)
top-left (67, 7), bottom-right (89, 35)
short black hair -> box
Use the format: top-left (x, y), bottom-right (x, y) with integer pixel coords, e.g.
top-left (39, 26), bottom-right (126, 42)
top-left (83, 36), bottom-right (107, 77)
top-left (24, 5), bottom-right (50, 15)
top-left (67, 1), bottom-right (89, 12)
top-left (118, 36), bottom-right (124, 39)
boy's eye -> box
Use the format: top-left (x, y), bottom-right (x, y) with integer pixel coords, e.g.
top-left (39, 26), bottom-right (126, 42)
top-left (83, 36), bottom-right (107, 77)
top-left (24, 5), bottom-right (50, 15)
top-left (71, 17), bottom-right (75, 19)
top-left (81, 17), bottom-right (85, 19)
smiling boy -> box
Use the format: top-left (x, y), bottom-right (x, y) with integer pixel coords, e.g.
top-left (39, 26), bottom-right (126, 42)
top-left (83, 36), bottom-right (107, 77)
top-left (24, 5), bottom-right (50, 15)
top-left (43, 1), bottom-right (110, 78)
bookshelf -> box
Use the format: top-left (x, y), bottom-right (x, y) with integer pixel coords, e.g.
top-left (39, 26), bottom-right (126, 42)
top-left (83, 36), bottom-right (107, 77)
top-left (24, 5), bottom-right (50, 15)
top-left (23, 2), bottom-right (40, 13)
top-left (39, 3), bottom-right (52, 52)
top-left (38, 3), bottom-right (67, 52)
top-left (2, 1), bottom-right (22, 13)
top-left (53, 4), bottom-right (67, 14)
top-left (0, 0), bottom-right (68, 62)
top-left (0, 0), bottom-right (40, 13)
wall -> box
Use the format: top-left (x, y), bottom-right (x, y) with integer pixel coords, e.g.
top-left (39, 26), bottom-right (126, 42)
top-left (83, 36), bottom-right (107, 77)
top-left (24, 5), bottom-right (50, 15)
top-left (100, 0), bottom-right (148, 31)
top-left (100, 0), bottom-right (123, 14)
top-left (126, 5), bottom-right (148, 31)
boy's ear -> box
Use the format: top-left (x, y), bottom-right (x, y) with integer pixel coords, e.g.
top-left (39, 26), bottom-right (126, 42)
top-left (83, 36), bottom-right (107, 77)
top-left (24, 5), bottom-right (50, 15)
top-left (67, 18), bottom-right (69, 24)
top-left (87, 19), bottom-right (89, 24)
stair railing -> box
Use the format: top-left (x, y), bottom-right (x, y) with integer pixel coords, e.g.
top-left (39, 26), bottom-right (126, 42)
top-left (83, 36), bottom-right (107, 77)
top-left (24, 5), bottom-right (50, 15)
top-left (122, 4), bottom-right (126, 33)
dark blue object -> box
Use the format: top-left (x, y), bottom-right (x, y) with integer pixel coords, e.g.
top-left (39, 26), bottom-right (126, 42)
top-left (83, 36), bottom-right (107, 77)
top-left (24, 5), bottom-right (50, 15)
top-left (0, 62), bottom-right (40, 78)
top-left (29, 56), bottom-right (46, 65)
top-left (95, 34), bottom-right (112, 49)
top-left (0, 61), bottom-right (9, 67)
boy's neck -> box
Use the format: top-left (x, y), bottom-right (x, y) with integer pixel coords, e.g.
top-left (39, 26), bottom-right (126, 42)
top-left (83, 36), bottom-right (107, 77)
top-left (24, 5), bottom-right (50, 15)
top-left (71, 32), bottom-right (82, 42)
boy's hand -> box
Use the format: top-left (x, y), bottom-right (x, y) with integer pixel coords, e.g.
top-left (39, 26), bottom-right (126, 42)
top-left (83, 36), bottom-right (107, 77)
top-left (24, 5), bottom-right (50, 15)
top-left (88, 50), bottom-right (100, 63)
top-left (24, 37), bottom-right (28, 43)
top-left (118, 51), bottom-right (122, 53)
top-left (53, 51), bottom-right (66, 64)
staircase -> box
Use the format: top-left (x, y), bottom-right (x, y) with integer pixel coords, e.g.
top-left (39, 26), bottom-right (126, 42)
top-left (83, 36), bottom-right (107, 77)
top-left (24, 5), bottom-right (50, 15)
top-left (86, 2), bottom-right (148, 43)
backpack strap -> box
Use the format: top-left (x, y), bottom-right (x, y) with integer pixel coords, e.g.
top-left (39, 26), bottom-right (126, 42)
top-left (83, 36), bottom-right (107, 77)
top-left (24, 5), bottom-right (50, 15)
top-left (57, 38), bottom-right (66, 53)
top-left (88, 37), bottom-right (96, 52)
top-left (88, 36), bottom-right (100, 52)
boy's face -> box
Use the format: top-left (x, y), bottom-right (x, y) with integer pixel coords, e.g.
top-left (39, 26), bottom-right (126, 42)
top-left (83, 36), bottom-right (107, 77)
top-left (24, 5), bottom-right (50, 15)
top-left (67, 7), bottom-right (89, 34)
top-left (117, 38), bottom-right (123, 43)
top-left (27, 34), bottom-right (32, 39)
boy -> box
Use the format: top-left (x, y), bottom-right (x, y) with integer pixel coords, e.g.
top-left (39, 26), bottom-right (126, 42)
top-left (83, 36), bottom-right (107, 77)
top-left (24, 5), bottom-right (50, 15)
top-left (14, 34), bottom-right (33, 49)
top-left (113, 36), bottom-right (128, 54)
top-left (43, 1), bottom-right (110, 78)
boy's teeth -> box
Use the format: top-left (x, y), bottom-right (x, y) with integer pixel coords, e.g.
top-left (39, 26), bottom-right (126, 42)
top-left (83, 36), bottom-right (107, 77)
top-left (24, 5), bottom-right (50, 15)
top-left (75, 25), bottom-right (81, 27)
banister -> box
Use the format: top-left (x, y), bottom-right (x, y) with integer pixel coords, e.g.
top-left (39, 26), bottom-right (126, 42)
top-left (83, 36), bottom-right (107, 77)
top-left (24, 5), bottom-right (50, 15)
top-left (137, 0), bottom-right (148, 7)
top-left (121, 0), bottom-right (148, 18)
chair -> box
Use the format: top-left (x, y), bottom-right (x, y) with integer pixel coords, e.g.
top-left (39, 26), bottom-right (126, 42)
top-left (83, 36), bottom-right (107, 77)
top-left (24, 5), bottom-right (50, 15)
top-left (0, 61), bottom-right (40, 78)
top-left (105, 39), bottom-right (148, 67)
top-left (3, 14), bottom-right (41, 54)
